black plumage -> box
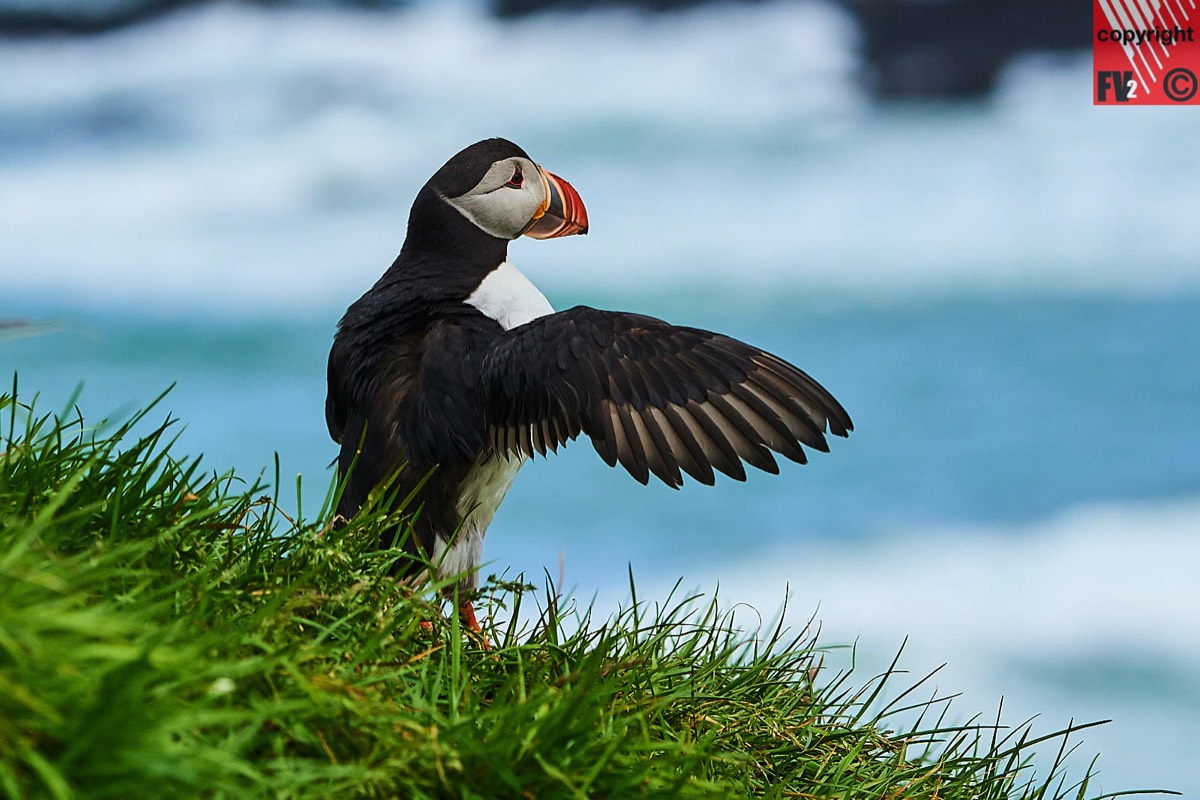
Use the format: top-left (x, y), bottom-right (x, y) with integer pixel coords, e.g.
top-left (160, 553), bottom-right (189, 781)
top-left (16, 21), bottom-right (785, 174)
top-left (326, 138), bottom-right (853, 614)
top-left (480, 307), bottom-right (851, 488)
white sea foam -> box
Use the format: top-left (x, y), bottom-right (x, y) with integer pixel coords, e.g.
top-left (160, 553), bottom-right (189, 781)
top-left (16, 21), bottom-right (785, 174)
top-left (591, 496), bottom-right (1200, 794)
top-left (638, 496), bottom-right (1200, 663)
top-left (1, 3), bottom-right (1197, 316)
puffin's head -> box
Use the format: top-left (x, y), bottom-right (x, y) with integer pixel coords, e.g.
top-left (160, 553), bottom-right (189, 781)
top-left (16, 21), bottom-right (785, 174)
top-left (428, 138), bottom-right (588, 241)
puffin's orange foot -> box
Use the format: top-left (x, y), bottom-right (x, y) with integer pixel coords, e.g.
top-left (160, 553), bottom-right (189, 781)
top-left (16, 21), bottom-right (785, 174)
top-left (458, 600), bottom-right (491, 650)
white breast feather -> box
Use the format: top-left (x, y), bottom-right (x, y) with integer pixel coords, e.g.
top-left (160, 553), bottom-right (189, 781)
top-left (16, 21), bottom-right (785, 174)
top-left (465, 261), bottom-right (554, 330)
top-left (434, 454), bottom-right (526, 587)
top-left (442, 261), bottom-right (549, 587)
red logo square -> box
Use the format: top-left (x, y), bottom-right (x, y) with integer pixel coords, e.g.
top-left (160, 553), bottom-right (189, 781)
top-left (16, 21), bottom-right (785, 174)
top-left (1094, 0), bottom-right (1200, 104)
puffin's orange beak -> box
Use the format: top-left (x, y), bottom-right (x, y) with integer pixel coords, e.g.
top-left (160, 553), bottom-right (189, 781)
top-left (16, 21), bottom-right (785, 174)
top-left (522, 167), bottom-right (589, 239)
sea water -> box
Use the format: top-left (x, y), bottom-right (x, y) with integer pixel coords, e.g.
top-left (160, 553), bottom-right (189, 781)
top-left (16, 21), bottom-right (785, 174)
top-left (2, 1), bottom-right (1198, 793)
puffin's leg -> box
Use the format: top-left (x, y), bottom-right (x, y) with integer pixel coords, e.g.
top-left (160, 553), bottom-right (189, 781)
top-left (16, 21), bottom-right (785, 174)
top-left (458, 599), bottom-right (491, 650)
top-left (394, 574), bottom-right (438, 637)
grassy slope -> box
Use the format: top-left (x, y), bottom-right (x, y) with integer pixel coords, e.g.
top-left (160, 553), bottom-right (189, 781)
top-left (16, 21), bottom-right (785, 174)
top-left (0, 385), bottom-right (1146, 799)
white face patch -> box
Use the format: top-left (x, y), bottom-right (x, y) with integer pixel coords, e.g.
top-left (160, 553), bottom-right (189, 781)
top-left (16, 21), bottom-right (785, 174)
top-left (465, 261), bottom-right (554, 330)
top-left (443, 156), bottom-right (549, 240)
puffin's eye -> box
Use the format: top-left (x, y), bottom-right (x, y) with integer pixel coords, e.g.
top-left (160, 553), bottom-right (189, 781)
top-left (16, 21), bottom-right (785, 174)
top-left (506, 165), bottom-right (524, 189)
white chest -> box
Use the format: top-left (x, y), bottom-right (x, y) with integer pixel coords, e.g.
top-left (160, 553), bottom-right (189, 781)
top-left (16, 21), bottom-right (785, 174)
top-left (465, 260), bottom-right (554, 330)
top-left (441, 260), bottom-right (548, 587)
top-left (434, 453), bottom-right (526, 588)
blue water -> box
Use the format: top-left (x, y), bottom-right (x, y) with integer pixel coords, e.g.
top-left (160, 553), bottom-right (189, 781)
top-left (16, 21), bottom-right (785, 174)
top-left (2, 1), bottom-right (1199, 794)
top-left (10, 288), bottom-right (1200, 553)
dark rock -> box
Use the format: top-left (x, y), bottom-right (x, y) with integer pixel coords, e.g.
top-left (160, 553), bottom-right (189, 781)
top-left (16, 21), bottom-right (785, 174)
top-left (0, 0), bottom-right (407, 37)
top-left (1, 0), bottom-right (1091, 100)
top-left (493, 0), bottom-right (1091, 99)
top-left (0, 0), bottom-right (199, 36)
top-left (845, 0), bottom-right (1090, 99)
top-left (494, 0), bottom-right (716, 14)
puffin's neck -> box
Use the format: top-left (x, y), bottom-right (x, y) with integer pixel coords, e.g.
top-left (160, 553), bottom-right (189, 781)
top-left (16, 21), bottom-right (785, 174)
top-left (398, 186), bottom-right (510, 268)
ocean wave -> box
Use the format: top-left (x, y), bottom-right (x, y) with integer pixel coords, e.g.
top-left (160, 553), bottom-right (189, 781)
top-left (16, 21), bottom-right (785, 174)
top-left (590, 496), bottom-right (1200, 794)
top-left (0, 2), bottom-right (1197, 316)
top-left (637, 496), bottom-right (1200, 664)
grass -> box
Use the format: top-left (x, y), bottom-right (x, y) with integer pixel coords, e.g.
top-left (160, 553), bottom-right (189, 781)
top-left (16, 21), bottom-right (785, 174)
top-left (0, 380), bottom-right (1166, 799)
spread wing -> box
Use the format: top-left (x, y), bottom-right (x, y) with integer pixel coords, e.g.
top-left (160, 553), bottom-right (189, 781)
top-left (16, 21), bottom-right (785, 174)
top-left (481, 306), bottom-right (853, 488)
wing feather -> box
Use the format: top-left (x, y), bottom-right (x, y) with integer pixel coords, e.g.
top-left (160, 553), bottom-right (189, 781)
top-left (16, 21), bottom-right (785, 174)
top-left (727, 382), bottom-right (808, 463)
top-left (658, 405), bottom-right (716, 485)
top-left (614, 402), bottom-right (651, 484)
top-left (481, 306), bottom-right (851, 488)
top-left (635, 407), bottom-right (683, 487)
top-left (703, 392), bottom-right (779, 475)
top-left (682, 401), bottom-right (748, 482)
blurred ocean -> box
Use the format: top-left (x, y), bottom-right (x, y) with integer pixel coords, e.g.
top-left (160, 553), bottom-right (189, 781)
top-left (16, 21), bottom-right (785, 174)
top-left (2, 1), bottom-right (1198, 794)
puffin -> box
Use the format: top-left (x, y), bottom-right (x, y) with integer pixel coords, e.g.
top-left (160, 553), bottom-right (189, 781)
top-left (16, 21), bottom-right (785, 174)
top-left (326, 138), bottom-right (852, 636)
